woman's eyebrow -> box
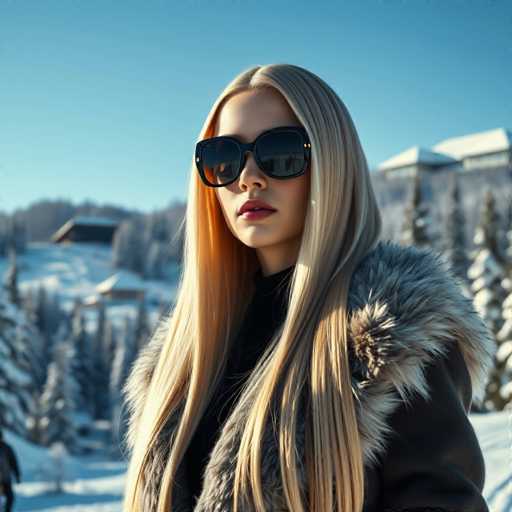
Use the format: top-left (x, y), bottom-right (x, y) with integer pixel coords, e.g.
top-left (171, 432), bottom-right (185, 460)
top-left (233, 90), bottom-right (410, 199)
top-left (218, 132), bottom-right (251, 142)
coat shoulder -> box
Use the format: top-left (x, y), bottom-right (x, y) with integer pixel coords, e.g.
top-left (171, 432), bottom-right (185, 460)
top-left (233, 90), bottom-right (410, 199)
top-left (347, 240), bottom-right (496, 467)
top-left (348, 239), bottom-right (496, 406)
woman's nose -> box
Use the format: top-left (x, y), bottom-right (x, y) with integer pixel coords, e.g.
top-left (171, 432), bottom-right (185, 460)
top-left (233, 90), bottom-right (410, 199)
top-left (238, 152), bottom-right (266, 186)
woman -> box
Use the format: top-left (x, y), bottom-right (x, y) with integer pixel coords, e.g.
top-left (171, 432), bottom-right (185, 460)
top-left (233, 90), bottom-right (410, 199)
top-left (121, 63), bottom-right (496, 511)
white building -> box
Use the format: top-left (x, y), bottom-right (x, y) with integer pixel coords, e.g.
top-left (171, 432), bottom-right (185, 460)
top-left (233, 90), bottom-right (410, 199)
top-left (377, 127), bottom-right (512, 179)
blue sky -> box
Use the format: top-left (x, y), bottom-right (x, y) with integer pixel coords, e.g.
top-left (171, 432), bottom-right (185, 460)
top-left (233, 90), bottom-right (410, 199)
top-left (0, 0), bottom-right (510, 214)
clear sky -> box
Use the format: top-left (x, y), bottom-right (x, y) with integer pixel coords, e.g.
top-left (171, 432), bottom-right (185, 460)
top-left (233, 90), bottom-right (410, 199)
top-left (0, 0), bottom-right (510, 214)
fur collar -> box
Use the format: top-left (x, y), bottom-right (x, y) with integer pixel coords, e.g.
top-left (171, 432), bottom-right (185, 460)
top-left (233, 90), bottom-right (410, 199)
top-left (122, 240), bottom-right (496, 511)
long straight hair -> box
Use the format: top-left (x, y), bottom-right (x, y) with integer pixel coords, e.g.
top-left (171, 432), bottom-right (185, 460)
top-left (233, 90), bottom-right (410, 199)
top-left (122, 63), bottom-right (383, 511)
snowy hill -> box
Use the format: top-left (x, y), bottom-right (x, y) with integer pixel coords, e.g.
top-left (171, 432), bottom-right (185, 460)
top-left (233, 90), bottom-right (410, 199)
top-left (0, 241), bottom-right (179, 332)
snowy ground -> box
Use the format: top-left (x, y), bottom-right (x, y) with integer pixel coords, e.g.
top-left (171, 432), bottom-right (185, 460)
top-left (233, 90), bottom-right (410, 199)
top-left (0, 410), bottom-right (509, 511)
top-left (1, 422), bottom-right (127, 512)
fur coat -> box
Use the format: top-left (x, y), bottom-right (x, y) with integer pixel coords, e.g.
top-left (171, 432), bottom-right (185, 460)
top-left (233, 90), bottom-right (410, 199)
top-left (122, 240), bottom-right (496, 511)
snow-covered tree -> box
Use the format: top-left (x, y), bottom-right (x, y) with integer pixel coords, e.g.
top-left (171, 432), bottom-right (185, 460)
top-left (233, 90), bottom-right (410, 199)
top-left (26, 321), bottom-right (71, 445)
top-left (142, 213), bottom-right (173, 279)
top-left (34, 284), bottom-right (49, 337)
top-left (21, 284), bottom-right (36, 324)
top-left (495, 285), bottom-right (512, 408)
top-left (474, 188), bottom-right (508, 268)
top-left (104, 317), bottom-right (117, 376)
top-left (92, 305), bottom-right (116, 419)
top-left (400, 171), bottom-right (435, 249)
top-left (0, 291), bottom-right (45, 438)
top-left (495, 203), bottom-right (512, 409)
top-left (143, 240), bottom-right (168, 280)
top-left (90, 302), bottom-right (112, 420)
top-left (503, 194), bottom-right (512, 277)
top-left (133, 299), bottom-right (151, 356)
top-left (442, 173), bottom-right (470, 285)
top-left (468, 188), bottom-right (508, 411)
top-left (0, 215), bottom-right (27, 257)
top-left (69, 300), bottom-right (93, 414)
top-left (110, 315), bottom-right (137, 454)
top-left (113, 211), bottom-right (178, 279)
top-left (2, 247), bottom-right (20, 307)
top-left (47, 442), bottom-right (69, 493)
top-left (112, 217), bottom-right (145, 275)
top-left (29, 286), bottom-right (64, 373)
top-left (39, 338), bottom-right (79, 452)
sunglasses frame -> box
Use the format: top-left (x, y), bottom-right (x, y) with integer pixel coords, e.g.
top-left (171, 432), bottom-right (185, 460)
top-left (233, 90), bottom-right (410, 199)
top-left (195, 125), bottom-right (312, 188)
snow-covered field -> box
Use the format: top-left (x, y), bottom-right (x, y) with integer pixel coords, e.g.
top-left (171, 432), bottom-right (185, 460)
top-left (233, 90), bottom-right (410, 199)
top-left (1, 242), bottom-right (510, 510)
top-left (1, 423), bottom-right (127, 512)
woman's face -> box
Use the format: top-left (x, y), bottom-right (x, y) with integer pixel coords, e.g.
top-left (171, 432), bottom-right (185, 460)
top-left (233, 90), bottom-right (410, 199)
top-left (213, 88), bottom-right (310, 277)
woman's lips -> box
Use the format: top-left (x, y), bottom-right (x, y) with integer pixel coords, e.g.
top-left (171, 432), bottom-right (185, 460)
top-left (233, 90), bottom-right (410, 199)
top-left (239, 209), bottom-right (277, 220)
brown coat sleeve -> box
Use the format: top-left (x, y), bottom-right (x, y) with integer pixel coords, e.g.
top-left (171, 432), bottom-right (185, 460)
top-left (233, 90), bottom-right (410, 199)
top-left (377, 341), bottom-right (489, 512)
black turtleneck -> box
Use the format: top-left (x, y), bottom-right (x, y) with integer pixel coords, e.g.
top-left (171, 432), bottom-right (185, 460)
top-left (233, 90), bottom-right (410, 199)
top-left (185, 264), bottom-right (295, 503)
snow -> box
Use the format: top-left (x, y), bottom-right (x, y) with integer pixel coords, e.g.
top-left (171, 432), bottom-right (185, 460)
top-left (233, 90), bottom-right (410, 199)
top-left (378, 127), bottom-right (512, 171)
top-left (0, 409), bottom-right (509, 510)
top-left (432, 127), bottom-right (512, 160)
top-left (96, 271), bottom-right (146, 294)
top-left (0, 241), bottom-right (178, 332)
top-left (377, 146), bottom-right (457, 171)
top-left (0, 426), bottom-right (127, 511)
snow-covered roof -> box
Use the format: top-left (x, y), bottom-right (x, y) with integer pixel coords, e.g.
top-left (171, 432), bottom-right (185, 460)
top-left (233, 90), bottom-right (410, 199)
top-left (432, 127), bottom-right (512, 160)
top-left (378, 127), bottom-right (511, 171)
top-left (51, 215), bottom-right (120, 243)
top-left (377, 146), bottom-right (457, 171)
top-left (96, 270), bottom-right (146, 293)
top-left (71, 216), bottom-right (120, 227)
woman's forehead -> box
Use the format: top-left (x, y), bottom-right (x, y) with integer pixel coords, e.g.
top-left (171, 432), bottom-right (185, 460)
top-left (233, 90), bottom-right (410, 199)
top-left (215, 89), bottom-right (299, 139)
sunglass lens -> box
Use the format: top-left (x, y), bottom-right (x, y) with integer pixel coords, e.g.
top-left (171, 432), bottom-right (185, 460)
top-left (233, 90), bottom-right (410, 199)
top-left (258, 131), bottom-right (305, 177)
top-left (202, 139), bottom-right (240, 185)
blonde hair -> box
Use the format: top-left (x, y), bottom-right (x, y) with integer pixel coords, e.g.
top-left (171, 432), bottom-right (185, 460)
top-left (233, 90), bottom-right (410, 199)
top-left (122, 63), bottom-right (382, 511)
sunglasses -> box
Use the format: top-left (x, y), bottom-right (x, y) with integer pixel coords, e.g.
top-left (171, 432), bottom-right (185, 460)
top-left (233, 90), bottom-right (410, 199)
top-left (195, 125), bottom-right (312, 188)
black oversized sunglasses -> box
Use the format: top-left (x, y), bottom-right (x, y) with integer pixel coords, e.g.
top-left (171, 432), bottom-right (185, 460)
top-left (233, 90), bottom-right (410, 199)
top-left (195, 125), bottom-right (312, 188)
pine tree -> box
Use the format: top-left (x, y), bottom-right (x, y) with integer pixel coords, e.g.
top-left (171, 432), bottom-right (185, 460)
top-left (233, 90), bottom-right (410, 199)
top-left (474, 188), bottom-right (508, 268)
top-left (112, 217), bottom-right (145, 275)
top-left (496, 290), bottom-right (512, 408)
top-left (443, 173), bottom-right (470, 286)
top-left (109, 315), bottom-right (137, 455)
top-left (39, 339), bottom-right (79, 452)
top-left (468, 188), bottom-right (508, 411)
top-left (90, 302), bottom-right (111, 420)
top-left (69, 299), bottom-right (93, 414)
top-left (21, 285), bottom-right (37, 325)
top-left (400, 171), bottom-right (434, 249)
top-left (34, 284), bottom-right (49, 336)
top-left (143, 241), bottom-right (167, 280)
top-left (495, 200), bottom-right (512, 408)
top-left (104, 317), bottom-right (117, 372)
top-left (2, 247), bottom-right (20, 306)
top-left (133, 299), bottom-right (151, 356)
top-left (0, 291), bottom-right (44, 437)
top-left (26, 322), bottom-right (70, 445)
top-left (5, 216), bottom-right (27, 255)
top-left (142, 213), bottom-right (172, 279)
